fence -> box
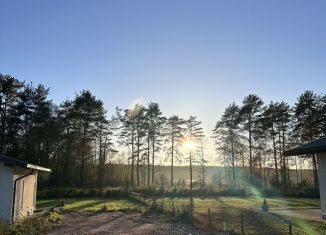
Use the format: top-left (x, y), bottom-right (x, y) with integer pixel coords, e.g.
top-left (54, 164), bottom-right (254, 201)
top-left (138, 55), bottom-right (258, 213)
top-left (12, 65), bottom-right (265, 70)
top-left (129, 193), bottom-right (294, 234)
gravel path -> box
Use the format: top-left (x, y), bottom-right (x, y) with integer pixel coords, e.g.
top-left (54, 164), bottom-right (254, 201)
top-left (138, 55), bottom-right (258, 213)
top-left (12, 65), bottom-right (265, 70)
top-left (48, 212), bottom-right (201, 235)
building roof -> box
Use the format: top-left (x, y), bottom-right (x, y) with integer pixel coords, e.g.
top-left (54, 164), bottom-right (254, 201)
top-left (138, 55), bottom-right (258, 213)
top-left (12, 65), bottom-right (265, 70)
top-left (284, 136), bottom-right (326, 156)
top-left (0, 154), bottom-right (51, 172)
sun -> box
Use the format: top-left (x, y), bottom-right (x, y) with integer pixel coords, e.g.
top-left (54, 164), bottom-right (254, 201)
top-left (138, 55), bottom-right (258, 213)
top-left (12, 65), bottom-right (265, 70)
top-left (184, 140), bottom-right (195, 150)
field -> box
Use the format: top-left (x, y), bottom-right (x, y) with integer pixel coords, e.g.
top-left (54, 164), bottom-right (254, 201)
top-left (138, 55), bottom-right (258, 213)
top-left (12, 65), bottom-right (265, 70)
top-left (37, 196), bottom-right (326, 235)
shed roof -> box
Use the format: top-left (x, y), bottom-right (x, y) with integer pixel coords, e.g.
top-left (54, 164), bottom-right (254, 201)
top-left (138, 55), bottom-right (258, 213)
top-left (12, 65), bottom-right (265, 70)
top-left (284, 136), bottom-right (326, 156)
top-left (0, 154), bottom-right (51, 172)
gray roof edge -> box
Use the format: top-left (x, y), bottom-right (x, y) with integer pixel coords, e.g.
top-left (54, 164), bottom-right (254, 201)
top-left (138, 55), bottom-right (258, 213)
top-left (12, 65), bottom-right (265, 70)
top-left (284, 136), bottom-right (326, 156)
top-left (0, 154), bottom-right (51, 172)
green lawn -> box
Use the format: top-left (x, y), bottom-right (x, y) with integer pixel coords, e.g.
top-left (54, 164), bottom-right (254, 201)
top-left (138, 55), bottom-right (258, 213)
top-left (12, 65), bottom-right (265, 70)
top-left (37, 198), bottom-right (148, 213)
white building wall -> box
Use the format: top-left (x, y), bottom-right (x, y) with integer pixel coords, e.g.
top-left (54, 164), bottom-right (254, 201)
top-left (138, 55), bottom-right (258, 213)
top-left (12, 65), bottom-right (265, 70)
top-left (12, 167), bottom-right (37, 221)
top-left (317, 153), bottom-right (326, 219)
top-left (0, 162), bottom-right (13, 222)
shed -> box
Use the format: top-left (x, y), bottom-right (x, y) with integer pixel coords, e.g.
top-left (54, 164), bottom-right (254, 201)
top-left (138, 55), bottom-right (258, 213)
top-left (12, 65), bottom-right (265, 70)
top-left (284, 136), bottom-right (326, 220)
top-left (0, 154), bottom-right (51, 223)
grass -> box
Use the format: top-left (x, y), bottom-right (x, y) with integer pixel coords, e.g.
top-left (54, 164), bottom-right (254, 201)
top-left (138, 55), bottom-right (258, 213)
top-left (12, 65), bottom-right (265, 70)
top-left (37, 198), bottom-right (148, 213)
top-left (37, 196), bottom-right (325, 234)
top-left (151, 197), bottom-right (324, 234)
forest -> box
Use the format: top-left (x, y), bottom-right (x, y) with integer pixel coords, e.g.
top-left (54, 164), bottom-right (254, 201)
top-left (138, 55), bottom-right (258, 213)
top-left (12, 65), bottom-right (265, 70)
top-left (1, 73), bottom-right (325, 194)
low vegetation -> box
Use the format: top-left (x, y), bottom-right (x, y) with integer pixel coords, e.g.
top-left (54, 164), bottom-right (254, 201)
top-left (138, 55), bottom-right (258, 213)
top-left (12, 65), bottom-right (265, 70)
top-left (37, 198), bottom-right (148, 213)
top-left (0, 212), bottom-right (62, 235)
top-left (147, 197), bottom-right (325, 234)
top-left (36, 195), bottom-right (325, 235)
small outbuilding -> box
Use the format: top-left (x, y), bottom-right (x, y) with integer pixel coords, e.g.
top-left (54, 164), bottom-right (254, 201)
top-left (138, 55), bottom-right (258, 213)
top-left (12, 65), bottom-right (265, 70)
top-left (284, 136), bottom-right (326, 220)
top-left (0, 154), bottom-right (51, 223)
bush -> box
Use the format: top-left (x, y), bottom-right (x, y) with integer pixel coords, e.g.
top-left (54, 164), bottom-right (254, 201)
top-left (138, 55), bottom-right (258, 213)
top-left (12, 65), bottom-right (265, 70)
top-left (134, 185), bottom-right (157, 195)
top-left (103, 188), bottom-right (129, 198)
top-left (0, 212), bottom-right (62, 235)
top-left (294, 187), bottom-right (320, 198)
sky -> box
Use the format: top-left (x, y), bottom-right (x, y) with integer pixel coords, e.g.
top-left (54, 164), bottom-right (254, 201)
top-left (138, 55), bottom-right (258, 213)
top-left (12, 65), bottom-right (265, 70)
top-left (1, 1), bottom-right (326, 163)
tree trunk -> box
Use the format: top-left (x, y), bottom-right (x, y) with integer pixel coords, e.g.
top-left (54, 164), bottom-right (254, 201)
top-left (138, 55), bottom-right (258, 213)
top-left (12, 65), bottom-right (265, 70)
top-left (152, 136), bottom-right (155, 184)
top-left (64, 127), bottom-right (71, 186)
top-left (136, 129), bottom-right (140, 186)
top-left (282, 123), bottom-right (288, 187)
top-left (271, 124), bottom-right (279, 185)
top-left (295, 156), bottom-right (299, 184)
top-left (131, 122), bottom-right (135, 187)
top-left (231, 138), bottom-right (236, 187)
top-left (248, 116), bottom-right (253, 183)
top-left (312, 154), bottom-right (319, 190)
top-left (81, 128), bottom-right (87, 188)
top-left (99, 134), bottom-right (103, 190)
top-left (189, 150), bottom-right (193, 217)
top-left (278, 129), bottom-right (285, 191)
top-left (309, 128), bottom-right (319, 190)
top-left (147, 132), bottom-right (150, 186)
top-left (171, 135), bottom-right (174, 188)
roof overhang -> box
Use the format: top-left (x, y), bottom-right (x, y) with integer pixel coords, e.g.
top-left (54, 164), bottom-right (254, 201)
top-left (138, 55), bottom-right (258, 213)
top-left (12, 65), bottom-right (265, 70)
top-left (284, 136), bottom-right (326, 156)
top-left (27, 164), bottom-right (51, 172)
top-left (0, 154), bottom-right (51, 172)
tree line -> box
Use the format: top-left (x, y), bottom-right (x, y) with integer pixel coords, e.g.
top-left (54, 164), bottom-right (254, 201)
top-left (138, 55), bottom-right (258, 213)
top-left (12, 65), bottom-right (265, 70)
top-left (1, 74), bottom-right (325, 191)
top-left (0, 74), bottom-right (205, 189)
top-left (212, 93), bottom-right (326, 191)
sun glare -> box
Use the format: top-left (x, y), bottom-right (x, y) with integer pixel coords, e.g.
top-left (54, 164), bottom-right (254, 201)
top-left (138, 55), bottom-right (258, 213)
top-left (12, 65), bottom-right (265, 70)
top-left (184, 140), bottom-right (195, 150)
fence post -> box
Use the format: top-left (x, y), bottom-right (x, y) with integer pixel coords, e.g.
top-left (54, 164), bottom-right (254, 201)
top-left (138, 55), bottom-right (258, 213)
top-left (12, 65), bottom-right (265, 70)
top-left (208, 208), bottom-right (211, 229)
top-left (288, 221), bottom-right (292, 235)
top-left (172, 202), bottom-right (175, 216)
top-left (161, 200), bottom-right (164, 213)
top-left (241, 212), bottom-right (244, 234)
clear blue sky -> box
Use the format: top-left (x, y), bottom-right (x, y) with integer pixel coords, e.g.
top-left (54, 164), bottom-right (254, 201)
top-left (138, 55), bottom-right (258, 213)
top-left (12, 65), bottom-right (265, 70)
top-left (1, 0), bottom-right (326, 135)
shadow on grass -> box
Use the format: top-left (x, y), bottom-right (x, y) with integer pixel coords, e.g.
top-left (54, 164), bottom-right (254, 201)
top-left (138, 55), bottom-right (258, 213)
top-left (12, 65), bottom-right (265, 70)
top-left (193, 200), bottom-right (289, 234)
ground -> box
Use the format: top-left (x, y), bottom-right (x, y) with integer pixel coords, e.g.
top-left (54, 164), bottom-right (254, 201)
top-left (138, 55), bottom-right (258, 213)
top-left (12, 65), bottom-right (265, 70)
top-left (270, 208), bottom-right (321, 221)
top-left (38, 197), bottom-right (326, 235)
top-left (47, 212), bottom-right (198, 235)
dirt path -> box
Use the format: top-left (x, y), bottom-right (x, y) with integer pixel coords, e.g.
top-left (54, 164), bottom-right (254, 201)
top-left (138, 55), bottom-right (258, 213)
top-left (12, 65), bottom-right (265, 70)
top-left (270, 208), bottom-right (323, 221)
top-left (48, 212), bottom-right (202, 235)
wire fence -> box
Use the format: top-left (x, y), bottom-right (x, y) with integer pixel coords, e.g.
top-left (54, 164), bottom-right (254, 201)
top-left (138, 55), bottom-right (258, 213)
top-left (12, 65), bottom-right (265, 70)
top-left (129, 193), bottom-right (295, 234)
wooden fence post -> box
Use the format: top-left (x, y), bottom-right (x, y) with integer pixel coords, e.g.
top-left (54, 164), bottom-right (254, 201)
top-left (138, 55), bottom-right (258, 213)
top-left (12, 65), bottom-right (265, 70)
top-left (289, 221), bottom-right (292, 235)
top-left (161, 200), bottom-right (164, 213)
top-left (241, 212), bottom-right (244, 234)
top-left (208, 208), bottom-right (211, 229)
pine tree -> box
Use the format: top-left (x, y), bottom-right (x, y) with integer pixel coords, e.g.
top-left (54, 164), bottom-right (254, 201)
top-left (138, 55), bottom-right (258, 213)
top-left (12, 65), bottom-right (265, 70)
top-left (294, 91), bottom-right (322, 190)
top-left (213, 103), bottom-right (243, 187)
top-left (185, 115), bottom-right (204, 216)
top-left (144, 102), bottom-right (165, 185)
top-left (73, 90), bottom-right (107, 187)
top-left (240, 94), bottom-right (263, 183)
top-left (164, 115), bottom-right (184, 188)
top-left (260, 102), bottom-right (280, 186)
